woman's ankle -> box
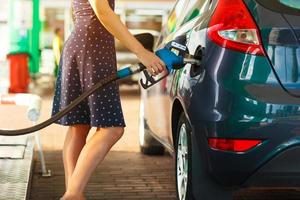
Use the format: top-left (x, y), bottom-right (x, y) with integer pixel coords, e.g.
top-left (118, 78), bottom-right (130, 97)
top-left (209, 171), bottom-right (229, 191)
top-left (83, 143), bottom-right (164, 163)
top-left (62, 191), bottom-right (86, 200)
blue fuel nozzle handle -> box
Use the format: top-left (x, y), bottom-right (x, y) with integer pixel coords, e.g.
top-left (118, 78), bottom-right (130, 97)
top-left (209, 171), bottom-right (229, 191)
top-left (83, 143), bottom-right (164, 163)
top-left (117, 48), bottom-right (185, 79)
top-left (139, 48), bottom-right (185, 89)
top-left (155, 48), bottom-right (184, 71)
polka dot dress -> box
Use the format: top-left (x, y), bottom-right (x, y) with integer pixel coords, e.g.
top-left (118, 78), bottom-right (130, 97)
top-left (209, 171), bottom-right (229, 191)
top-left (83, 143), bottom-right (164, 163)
top-left (51, 0), bottom-right (126, 128)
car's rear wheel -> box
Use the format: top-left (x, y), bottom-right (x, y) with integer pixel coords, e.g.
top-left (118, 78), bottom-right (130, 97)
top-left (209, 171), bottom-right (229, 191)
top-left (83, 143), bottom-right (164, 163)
top-left (176, 116), bottom-right (191, 200)
top-left (176, 114), bottom-right (193, 200)
top-left (175, 113), bottom-right (233, 200)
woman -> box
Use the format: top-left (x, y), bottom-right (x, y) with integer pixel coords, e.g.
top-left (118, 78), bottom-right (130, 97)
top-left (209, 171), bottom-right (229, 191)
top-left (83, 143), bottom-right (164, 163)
top-left (51, 0), bottom-right (166, 199)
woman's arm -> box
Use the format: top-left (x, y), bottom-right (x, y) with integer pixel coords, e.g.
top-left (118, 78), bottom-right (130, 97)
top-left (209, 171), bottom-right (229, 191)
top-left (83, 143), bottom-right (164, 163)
top-left (88, 0), bottom-right (165, 75)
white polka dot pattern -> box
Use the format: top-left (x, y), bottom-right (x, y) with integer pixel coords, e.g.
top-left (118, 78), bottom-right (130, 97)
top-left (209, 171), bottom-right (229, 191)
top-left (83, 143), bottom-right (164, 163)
top-left (51, 0), bottom-right (126, 128)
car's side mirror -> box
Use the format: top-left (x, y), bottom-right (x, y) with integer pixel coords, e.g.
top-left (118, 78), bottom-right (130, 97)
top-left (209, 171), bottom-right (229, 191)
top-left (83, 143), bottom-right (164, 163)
top-left (134, 33), bottom-right (155, 52)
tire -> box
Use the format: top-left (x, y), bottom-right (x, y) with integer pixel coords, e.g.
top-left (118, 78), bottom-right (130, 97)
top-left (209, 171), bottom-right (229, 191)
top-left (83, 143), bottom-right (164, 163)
top-left (175, 113), bottom-right (194, 200)
top-left (175, 113), bottom-right (232, 200)
top-left (139, 90), bottom-right (165, 155)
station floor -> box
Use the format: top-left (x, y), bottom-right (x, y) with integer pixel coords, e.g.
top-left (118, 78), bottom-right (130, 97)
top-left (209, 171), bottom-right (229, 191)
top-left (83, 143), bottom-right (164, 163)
top-left (28, 82), bottom-right (177, 200)
top-left (1, 75), bottom-right (300, 199)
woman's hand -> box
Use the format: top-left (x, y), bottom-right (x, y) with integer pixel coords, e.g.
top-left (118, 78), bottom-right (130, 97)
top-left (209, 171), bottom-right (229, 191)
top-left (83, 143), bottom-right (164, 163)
top-left (137, 48), bottom-right (167, 76)
top-left (89, 0), bottom-right (166, 76)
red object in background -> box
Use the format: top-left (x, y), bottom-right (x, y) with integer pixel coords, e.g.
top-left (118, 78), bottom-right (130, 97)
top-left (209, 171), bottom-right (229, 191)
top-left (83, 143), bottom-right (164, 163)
top-left (7, 54), bottom-right (30, 93)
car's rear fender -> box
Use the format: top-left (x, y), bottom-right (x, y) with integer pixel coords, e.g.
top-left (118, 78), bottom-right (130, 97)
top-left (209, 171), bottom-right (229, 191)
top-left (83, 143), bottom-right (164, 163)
top-left (174, 39), bottom-right (300, 186)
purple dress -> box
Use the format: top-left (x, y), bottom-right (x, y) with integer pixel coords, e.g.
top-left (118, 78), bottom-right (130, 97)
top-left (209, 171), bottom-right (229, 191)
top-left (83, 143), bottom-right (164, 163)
top-left (51, 0), bottom-right (126, 127)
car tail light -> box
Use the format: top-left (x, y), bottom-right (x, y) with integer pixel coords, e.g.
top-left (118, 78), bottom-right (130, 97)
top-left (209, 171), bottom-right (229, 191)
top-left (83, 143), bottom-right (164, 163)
top-left (207, 0), bottom-right (266, 56)
top-left (208, 138), bottom-right (262, 152)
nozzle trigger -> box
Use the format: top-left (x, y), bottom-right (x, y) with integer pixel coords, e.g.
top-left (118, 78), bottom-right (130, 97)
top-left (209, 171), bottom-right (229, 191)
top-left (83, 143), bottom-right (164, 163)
top-left (140, 69), bottom-right (169, 89)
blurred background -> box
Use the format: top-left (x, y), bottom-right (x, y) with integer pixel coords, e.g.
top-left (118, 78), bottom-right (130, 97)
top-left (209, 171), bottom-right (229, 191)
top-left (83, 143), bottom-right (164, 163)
top-left (0, 0), bottom-right (175, 94)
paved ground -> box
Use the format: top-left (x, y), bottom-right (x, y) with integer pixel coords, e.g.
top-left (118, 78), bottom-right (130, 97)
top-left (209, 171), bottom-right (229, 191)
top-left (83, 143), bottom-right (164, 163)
top-left (29, 149), bottom-right (300, 200)
top-left (1, 76), bottom-right (300, 199)
top-left (30, 151), bottom-right (176, 200)
top-left (27, 84), bottom-right (177, 200)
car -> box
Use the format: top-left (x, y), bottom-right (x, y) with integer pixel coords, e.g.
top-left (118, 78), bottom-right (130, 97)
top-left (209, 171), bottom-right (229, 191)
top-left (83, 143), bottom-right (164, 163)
top-left (138, 0), bottom-right (300, 199)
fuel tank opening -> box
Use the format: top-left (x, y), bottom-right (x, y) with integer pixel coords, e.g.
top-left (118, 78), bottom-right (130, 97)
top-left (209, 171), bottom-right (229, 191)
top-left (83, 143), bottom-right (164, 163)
top-left (190, 46), bottom-right (204, 77)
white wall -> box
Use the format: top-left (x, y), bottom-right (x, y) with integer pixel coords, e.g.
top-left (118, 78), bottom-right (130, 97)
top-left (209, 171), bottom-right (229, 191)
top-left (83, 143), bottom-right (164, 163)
top-left (0, 0), bottom-right (9, 61)
top-left (0, 0), bottom-right (9, 22)
top-left (0, 25), bottom-right (9, 61)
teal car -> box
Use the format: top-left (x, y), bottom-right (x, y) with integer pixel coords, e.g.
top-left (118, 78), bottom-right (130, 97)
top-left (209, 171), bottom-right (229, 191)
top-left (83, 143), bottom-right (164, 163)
top-left (138, 0), bottom-right (300, 199)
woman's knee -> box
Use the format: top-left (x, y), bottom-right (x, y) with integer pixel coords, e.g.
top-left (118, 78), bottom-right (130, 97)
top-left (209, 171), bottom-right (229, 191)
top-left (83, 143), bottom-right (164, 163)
top-left (70, 124), bottom-right (91, 130)
top-left (100, 127), bottom-right (124, 141)
top-left (69, 124), bottom-right (91, 136)
top-left (114, 127), bottom-right (124, 140)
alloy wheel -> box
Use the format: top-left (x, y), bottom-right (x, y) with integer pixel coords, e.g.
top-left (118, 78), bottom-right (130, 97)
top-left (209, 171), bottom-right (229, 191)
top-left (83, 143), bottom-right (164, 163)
top-left (177, 123), bottom-right (189, 200)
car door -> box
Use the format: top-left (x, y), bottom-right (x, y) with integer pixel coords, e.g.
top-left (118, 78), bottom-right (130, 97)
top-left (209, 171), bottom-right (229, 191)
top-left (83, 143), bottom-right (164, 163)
top-left (142, 0), bottom-right (211, 150)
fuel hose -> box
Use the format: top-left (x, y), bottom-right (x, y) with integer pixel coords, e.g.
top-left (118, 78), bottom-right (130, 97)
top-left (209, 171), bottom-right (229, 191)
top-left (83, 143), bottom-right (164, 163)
top-left (0, 64), bottom-right (145, 136)
top-left (0, 47), bottom-right (199, 136)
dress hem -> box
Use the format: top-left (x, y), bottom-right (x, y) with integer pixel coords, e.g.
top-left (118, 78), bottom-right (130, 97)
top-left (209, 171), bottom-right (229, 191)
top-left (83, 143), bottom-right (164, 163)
top-left (53, 121), bottom-right (126, 128)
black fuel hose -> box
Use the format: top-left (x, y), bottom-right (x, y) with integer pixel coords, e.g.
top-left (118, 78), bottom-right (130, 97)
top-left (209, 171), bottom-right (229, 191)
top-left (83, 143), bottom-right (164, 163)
top-left (0, 64), bottom-right (145, 136)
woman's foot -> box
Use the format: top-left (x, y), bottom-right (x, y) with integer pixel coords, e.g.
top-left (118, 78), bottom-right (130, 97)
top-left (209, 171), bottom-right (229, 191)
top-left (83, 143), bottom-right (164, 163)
top-left (60, 192), bottom-right (86, 200)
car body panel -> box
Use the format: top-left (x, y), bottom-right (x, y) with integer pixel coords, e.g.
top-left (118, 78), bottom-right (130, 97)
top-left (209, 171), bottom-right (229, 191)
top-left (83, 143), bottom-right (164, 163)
top-left (141, 0), bottom-right (300, 191)
top-left (184, 37), bottom-right (300, 185)
top-left (143, 0), bottom-right (215, 151)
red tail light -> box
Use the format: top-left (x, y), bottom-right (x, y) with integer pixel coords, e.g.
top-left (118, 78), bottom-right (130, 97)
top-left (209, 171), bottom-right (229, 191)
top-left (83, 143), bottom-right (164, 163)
top-left (208, 138), bottom-right (262, 152)
top-left (207, 0), bottom-right (266, 56)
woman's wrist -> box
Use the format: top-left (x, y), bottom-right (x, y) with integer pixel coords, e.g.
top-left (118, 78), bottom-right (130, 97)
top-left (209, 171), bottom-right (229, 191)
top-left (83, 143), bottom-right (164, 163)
top-left (133, 43), bottom-right (146, 57)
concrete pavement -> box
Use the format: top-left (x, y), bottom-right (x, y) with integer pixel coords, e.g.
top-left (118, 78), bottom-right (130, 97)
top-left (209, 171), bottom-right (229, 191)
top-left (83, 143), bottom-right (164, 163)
top-left (27, 84), bottom-right (177, 199)
top-left (1, 77), bottom-right (300, 199)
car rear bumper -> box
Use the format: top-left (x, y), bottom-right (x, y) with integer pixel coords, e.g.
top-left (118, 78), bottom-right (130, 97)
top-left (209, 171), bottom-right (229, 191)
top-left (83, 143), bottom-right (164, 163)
top-left (245, 145), bottom-right (300, 187)
top-left (193, 120), bottom-right (300, 187)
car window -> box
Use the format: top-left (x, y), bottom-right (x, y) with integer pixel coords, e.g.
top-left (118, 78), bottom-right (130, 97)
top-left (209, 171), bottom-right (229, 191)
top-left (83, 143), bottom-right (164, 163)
top-left (181, 0), bottom-right (210, 25)
top-left (256, 0), bottom-right (300, 15)
top-left (279, 0), bottom-right (300, 9)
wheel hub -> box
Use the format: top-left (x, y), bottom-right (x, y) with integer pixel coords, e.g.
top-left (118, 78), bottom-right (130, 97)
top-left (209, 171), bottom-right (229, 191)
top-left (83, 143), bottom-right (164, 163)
top-left (177, 123), bottom-right (188, 200)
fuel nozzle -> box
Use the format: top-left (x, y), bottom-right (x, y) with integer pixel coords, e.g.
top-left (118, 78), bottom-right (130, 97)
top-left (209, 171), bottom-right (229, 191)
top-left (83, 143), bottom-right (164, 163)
top-left (183, 54), bottom-right (202, 66)
top-left (139, 48), bottom-right (202, 89)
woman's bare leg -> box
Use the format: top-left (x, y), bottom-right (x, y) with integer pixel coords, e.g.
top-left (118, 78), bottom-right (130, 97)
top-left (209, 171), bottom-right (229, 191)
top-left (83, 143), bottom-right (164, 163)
top-left (63, 125), bottom-right (91, 188)
top-left (62, 127), bottom-right (124, 199)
